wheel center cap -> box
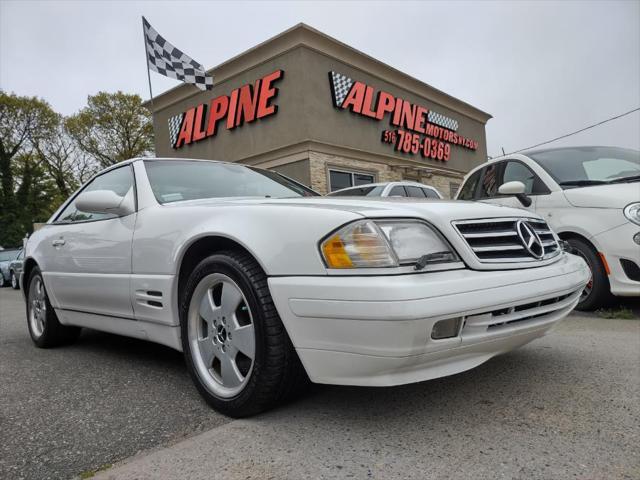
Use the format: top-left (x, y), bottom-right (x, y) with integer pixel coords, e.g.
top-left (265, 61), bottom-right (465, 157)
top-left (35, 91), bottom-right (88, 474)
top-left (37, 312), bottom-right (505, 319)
top-left (216, 325), bottom-right (227, 343)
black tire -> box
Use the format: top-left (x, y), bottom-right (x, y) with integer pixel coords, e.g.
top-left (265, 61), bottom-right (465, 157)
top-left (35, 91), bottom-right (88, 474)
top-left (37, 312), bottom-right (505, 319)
top-left (0, 274), bottom-right (5, 288)
top-left (180, 250), bottom-right (306, 417)
top-left (26, 267), bottom-right (81, 348)
top-left (568, 238), bottom-right (613, 311)
top-left (11, 271), bottom-right (19, 290)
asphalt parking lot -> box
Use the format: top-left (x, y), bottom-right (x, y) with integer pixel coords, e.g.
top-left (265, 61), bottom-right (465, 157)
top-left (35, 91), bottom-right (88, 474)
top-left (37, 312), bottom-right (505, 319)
top-left (1, 287), bottom-right (639, 480)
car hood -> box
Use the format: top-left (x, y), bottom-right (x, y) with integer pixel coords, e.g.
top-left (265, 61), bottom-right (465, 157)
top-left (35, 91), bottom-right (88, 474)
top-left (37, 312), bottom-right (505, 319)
top-left (563, 182), bottom-right (640, 208)
top-left (164, 196), bottom-right (541, 222)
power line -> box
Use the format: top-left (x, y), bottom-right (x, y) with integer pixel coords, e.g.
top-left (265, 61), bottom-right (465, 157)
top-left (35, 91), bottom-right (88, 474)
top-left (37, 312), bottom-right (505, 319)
top-left (506, 107), bottom-right (640, 155)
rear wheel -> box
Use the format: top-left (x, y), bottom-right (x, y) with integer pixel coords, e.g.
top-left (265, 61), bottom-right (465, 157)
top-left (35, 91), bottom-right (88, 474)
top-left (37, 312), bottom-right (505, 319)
top-left (180, 250), bottom-right (306, 417)
top-left (568, 238), bottom-right (613, 311)
top-left (27, 267), bottom-right (81, 347)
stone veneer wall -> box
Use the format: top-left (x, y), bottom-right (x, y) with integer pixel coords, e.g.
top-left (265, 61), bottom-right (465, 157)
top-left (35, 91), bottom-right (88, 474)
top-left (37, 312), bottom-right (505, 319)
top-left (308, 151), bottom-right (464, 198)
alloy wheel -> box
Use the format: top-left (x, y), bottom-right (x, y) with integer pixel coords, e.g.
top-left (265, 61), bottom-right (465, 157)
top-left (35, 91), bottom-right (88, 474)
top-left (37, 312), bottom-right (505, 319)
top-left (187, 273), bottom-right (256, 398)
top-left (29, 277), bottom-right (47, 337)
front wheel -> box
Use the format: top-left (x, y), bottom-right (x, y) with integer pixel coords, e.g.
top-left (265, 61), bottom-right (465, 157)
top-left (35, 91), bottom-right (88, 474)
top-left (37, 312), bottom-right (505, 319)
top-left (11, 271), bottom-right (19, 289)
top-left (568, 238), bottom-right (613, 311)
top-left (180, 251), bottom-right (305, 417)
top-left (27, 267), bottom-right (81, 347)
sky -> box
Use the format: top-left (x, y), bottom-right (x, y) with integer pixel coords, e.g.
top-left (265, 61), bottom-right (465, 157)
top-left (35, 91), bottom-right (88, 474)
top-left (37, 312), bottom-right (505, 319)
top-left (1, 0), bottom-right (638, 158)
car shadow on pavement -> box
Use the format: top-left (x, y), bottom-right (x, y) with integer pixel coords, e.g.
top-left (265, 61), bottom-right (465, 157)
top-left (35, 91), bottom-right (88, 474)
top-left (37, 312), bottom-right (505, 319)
top-left (68, 327), bottom-right (580, 419)
top-left (71, 328), bottom-right (186, 369)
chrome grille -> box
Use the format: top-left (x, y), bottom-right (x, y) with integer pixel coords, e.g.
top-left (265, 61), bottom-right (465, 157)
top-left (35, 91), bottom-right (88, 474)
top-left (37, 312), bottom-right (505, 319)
top-left (453, 217), bottom-right (560, 263)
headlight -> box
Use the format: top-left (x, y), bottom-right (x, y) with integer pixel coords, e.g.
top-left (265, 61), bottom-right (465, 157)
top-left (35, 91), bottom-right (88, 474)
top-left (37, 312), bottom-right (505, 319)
top-left (320, 219), bottom-right (458, 269)
top-left (624, 202), bottom-right (640, 226)
top-left (321, 220), bottom-right (397, 268)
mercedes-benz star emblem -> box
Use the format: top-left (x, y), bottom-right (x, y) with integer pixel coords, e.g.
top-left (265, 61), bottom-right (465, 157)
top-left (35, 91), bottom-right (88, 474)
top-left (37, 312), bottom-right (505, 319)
top-left (516, 220), bottom-right (545, 259)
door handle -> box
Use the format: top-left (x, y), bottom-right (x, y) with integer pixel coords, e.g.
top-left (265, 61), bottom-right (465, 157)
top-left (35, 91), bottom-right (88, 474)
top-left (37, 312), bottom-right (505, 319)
top-left (52, 239), bottom-right (66, 247)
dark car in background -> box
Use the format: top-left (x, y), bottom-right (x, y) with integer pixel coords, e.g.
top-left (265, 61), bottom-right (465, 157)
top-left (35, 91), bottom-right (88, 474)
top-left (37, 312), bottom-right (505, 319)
top-left (0, 248), bottom-right (22, 288)
top-left (8, 249), bottom-right (24, 289)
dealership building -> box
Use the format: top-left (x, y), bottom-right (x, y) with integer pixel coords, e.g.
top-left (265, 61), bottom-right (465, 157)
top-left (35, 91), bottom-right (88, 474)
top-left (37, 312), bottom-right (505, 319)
top-left (149, 24), bottom-right (491, 198)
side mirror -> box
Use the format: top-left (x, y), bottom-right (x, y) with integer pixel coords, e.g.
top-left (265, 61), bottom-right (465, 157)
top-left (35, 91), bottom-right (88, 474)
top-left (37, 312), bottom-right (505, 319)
top-left (75, 190), bottom-right (133, 217)
top-left (498, 181), bottom-right (525, 195)
top-left (498, 181), bottom-right (532, 207)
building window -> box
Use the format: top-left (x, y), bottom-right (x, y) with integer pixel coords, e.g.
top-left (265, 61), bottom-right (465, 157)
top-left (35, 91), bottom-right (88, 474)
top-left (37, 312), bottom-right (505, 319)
top-left (329, 169), bottom-right (375, 192)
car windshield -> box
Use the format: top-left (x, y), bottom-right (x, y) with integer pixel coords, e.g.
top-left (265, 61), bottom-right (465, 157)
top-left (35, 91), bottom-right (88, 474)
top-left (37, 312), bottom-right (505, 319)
top-left (144, 160), bottom-right (317, 204)
top-left (327, 185), bottom-right (385, 196)
top-left (528, 147), bottom-right (640, 187)
top-left (0, 249), bottom-right (20, 261)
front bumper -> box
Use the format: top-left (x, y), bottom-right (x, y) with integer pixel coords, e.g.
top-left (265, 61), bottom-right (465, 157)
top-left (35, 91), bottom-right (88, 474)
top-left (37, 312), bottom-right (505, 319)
top-left (268, 253), bottom-right (589, 386)
top-left (593, 222), bottom-right (640, 297)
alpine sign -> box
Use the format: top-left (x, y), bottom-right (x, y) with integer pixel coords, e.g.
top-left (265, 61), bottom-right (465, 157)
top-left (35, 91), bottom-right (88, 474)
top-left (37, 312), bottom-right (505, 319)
top-left (328, 71), bottom-right (478, 162)
top-left (168, 70), bottom-right (284, 149)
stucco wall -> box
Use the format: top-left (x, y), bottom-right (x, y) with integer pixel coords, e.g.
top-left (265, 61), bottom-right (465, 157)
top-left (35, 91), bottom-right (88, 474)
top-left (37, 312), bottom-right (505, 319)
top-left (271, 159), bottom-right (311, 186)
top-left (153, 45), bottom-right (488, 174)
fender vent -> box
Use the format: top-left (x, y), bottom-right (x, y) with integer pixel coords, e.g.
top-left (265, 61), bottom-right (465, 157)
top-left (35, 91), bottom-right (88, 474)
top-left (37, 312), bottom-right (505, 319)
top-left (135, 290), bottom-right (164, 309)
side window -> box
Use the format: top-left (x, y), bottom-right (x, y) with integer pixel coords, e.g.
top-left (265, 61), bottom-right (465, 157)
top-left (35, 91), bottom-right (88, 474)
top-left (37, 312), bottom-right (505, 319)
top-left (422, 188), bottom-right (440, 199)
top-left (54, 166), bottom-right (134, 224)
top-left (56, 202), bottom-right (78, 223)
top-left (388, 186), bottom-right (407, 197)
top-left (458, 170), bottom-right (481, 200)
top-left (405, 186), bottom-right (426, 198)
top-left (477, 163), bottom-right (504, 199)
top-left (503, 161), bottom-right (550, 195)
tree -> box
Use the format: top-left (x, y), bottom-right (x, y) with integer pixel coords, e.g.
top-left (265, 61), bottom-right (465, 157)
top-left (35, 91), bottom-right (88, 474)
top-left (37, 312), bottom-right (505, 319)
top-left (0, 92), bottom-right (58, 246)
top-left (34, 115), bottom-right (98, 198)
top-left (66, 91), bottom-right (154, 168)
top-left (13, 153), bottom-right (60, 236)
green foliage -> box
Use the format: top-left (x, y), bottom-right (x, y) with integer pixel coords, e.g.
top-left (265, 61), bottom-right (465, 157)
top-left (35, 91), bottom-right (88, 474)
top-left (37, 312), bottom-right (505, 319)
top-left (66, 91), bottom-right (154, 168)
top-left (0, 90), bottom-right (153, 247)
top-left (78, 463), bottom-right (112, 479)
top-left (0, 92), bottom-right (58, 246)
top-left (597, 307), bottom-right (637, 320)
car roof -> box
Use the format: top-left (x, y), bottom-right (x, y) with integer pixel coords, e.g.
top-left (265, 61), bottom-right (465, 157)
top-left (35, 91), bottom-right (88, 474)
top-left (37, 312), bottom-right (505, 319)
top-left (332, 181), bottom-right (439, 193)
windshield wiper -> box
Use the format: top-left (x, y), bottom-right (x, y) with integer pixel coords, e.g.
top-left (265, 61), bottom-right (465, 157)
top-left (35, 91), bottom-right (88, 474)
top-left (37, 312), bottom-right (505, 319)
top-left (558, 180), bottom-right (608, 187)
top-left (606, 174), bottom-right (640, 184)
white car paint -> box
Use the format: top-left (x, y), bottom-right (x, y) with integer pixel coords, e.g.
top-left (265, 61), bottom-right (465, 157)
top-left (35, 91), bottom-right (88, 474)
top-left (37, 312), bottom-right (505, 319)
top-left (456, 149), bottom-right (640, 298)
top-left (23, 158), bottom-right (589, 386)
top-left (328, 181), bottom-right (443, 199)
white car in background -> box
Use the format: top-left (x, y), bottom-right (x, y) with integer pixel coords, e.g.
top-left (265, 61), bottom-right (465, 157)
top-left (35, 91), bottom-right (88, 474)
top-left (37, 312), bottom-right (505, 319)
top-left (456, 146), bottom-right (640, 311)
top-left (22, 158), bottom-right (588, 417)
top-left (327, 181), bottom-right (443, 199)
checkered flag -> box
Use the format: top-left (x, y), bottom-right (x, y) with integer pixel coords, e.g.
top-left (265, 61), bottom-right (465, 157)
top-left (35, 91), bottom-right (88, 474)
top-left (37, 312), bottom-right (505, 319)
top-left (428, 110), bottom-right (459, 131)
top-left (143, 17), bottom-right (213, 91)
top-left (168, 113), bottom-right (185, 148)
top-left (329, 71), bottom-right (354, 107)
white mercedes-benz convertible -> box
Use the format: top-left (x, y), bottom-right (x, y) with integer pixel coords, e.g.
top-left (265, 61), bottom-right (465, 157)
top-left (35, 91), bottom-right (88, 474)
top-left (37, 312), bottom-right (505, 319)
top-left (22, 158), bottom-right (589, 416)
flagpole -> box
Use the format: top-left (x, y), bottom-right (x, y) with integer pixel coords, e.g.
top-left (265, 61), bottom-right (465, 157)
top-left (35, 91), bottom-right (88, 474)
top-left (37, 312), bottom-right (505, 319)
top-left (141, 16), bottom-right (155, 111)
